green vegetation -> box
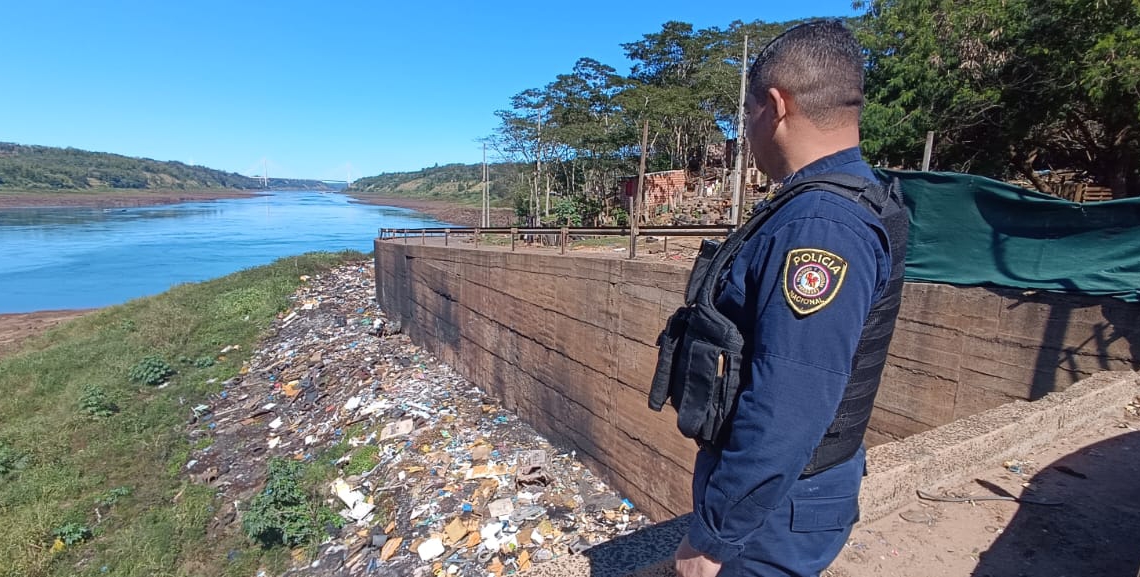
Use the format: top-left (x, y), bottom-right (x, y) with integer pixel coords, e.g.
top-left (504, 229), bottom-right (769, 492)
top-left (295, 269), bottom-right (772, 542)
top-left (50, 523), bottom-right (93, 547)
top-left (342, 445), bottom-right (380, 476)
top-left (0, 142), bottom-right (333, 192)
top-left (0, 251), bottom-right (363, 577)
top-left (351, 8), bottom-right (1136, 223)
top-left (351, 162), bottom-right (522, 206)
top-left (858, 0), bottom-right (1138, 197)
top-left (78, 384), bottom-right (119, 418)
top-left (242, 458), bottom-right (344, 549)
top-left (127, 355), bottom-right (175, 386)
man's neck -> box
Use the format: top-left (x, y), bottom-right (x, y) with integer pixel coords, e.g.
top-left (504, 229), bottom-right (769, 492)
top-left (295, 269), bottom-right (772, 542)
top-left (771, 125), bottom-right (860, 181)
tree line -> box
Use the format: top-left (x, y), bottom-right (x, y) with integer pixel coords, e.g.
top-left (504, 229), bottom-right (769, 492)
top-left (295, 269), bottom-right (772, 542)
top-left (0, 143), bottom-right (332, 192)
top-left (466, 0), bottom-right (1137, 225)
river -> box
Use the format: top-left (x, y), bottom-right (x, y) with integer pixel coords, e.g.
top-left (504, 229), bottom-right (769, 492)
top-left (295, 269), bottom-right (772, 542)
top-left (0, 191), bottom-right (447, 313)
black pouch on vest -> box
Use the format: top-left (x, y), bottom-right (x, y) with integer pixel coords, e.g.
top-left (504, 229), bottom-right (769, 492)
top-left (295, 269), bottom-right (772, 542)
top-left (649, 239), bottom-right (720, 412)
top-left (669, 305), bottom-right (744, 444)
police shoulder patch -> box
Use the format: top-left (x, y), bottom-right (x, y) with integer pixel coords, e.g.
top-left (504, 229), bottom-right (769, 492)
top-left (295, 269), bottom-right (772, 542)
top-left (782, 248), bottom-right (848, 316)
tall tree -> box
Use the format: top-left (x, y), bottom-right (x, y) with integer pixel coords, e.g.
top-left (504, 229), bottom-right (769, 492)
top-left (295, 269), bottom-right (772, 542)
top-left (858, 0), bottom-right (1139, 196)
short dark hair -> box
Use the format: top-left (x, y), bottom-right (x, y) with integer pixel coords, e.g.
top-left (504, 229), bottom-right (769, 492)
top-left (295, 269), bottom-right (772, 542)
top-left (748, 20), bottom-right (865, 129)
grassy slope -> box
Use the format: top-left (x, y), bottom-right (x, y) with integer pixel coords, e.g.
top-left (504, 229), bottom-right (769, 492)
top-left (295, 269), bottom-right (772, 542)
top-left (349, 162), bottom-right (521, 207)
top-left (0, 251), bottom-right (364, 577)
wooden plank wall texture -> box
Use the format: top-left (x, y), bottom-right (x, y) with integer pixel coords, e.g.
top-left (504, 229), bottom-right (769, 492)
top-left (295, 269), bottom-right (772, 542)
top-left (375, 241), bottom-right (1138, 520)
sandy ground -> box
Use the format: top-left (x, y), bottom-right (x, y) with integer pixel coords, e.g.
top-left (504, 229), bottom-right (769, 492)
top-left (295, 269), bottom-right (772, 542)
top-left (348, 195), bottom-right (515, 227)
top-left (0, 309), bottom-right (92, 358)
top-left (0, 190), bottom-right (261, 209)
top-left (827, 407), bottom-right (1140, 577)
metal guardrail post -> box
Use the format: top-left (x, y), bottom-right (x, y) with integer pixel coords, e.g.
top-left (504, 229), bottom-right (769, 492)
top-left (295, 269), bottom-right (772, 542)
top-left (421, 229), bottom-right (425, 245)
top-left (511, 228), bottom-right (517, 251)
top-left (444, 228), bottom-right (450, 246)
top-left (664, 236), bottom-right (669, 255)
top-left (403, 229), bottom-right (408, 244)
top-left (474, 228), bottom-right (480, 247)
top-left (560, 227), bottom-right (568, 255)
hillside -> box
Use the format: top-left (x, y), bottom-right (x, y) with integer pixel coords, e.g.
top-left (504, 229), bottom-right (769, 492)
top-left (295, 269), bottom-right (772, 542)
top-left (348, 162), bottom-right (523, 205)
top-left (0, 143), bottom-right (331, 191)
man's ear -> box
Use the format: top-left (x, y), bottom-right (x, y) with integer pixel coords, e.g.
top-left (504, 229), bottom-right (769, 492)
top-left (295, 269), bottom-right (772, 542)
top-left (767, 87), bottom-right (788, 123)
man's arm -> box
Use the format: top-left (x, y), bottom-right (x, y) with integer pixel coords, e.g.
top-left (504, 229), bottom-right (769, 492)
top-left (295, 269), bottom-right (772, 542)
top-left (687, 209), bottom-right (884, 562)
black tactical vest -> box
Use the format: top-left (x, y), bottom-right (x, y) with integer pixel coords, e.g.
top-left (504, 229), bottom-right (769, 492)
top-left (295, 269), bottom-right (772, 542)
top-left (648, 173), bottom-right (909, 475)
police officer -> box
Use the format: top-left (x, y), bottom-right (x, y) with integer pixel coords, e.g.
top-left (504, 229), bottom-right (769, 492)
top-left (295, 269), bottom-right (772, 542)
top-left (674, 21), bottom-right (904, 577)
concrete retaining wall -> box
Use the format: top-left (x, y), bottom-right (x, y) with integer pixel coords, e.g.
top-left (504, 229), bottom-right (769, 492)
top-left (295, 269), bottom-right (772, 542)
top-left (868, 283), bottom-right (1138, 444)
top-left (374, 240), bottom-right (1138, 520)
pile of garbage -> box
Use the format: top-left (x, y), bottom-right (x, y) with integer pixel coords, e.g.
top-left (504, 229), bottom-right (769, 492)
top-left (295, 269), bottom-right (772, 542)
top-left (184, 262), bottom-right (650, 576)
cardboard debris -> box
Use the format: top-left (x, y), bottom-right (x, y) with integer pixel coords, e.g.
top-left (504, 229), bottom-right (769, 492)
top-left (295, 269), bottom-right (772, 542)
top-left (179, 262), bottom-right (649, 576)
top-left (487, 497), bottom-right (515, 518)
top-left (443, 517), bottom-right (469, 545)
top-left (379, 418), bottom-right (414, 441)
top-left (380, 536), bottom-right (402, 561)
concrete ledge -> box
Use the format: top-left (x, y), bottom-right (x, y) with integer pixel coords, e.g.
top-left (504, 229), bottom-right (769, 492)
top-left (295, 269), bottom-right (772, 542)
top-left (525, 371), bottom-right (1140, 576)
top-left (860, 370), bottom-right (1140, 523)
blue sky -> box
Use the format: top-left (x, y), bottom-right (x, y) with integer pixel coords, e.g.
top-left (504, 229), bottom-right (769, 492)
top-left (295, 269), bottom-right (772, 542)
top-left (0, 0), bottom-right (859, 180)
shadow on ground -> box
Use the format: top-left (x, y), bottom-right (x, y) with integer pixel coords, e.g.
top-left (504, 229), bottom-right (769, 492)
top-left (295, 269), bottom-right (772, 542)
top-left (973, 431), bottom-right (1140, 577)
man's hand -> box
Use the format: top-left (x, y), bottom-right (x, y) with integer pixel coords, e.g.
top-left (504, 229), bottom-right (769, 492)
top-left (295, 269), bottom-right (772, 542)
top-left (674, 535), bottom-right (722, 577)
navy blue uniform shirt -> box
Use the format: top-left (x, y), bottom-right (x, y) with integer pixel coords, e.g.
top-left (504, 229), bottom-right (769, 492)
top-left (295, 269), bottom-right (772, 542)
top-left (688, 147), bottom-right (892, 562)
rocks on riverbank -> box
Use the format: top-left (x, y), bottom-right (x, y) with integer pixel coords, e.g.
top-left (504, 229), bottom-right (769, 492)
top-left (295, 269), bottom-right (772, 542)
top-left (185, 262), bottom-right (650, 576)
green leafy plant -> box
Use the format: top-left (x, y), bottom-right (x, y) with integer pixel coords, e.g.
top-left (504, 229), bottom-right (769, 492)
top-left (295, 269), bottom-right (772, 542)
top-left (242, 458), bottom-right (344, 548)
top-left (609, 207), bottom-right (629, 226)
top-left (51, 522), bottom-right (92, 546)
top-left (95, 486), bottom-right (131, 509)
top-left (128, 355), bottom-right (174, 386)
top-left (343, 445), bottom-right (379, 476)
top-left (79, 384), bottom-right (119, 418)
top-left (177, 355), bottom-right (215, 368)
top-left (0, 441), bottom-right (29, 479)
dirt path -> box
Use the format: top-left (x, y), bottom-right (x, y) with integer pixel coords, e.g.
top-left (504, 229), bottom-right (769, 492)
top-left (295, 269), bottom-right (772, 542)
top-left (0, 309), bottom-right (92, 358)
top-left (0, 190), bottom-right (260, 209)
top-left (826, 406), bottom-right (1140, 577)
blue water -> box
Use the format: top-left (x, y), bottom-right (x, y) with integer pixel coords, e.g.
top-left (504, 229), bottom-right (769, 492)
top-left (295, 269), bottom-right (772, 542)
top-left (0, 191), bottom-right (447, 313)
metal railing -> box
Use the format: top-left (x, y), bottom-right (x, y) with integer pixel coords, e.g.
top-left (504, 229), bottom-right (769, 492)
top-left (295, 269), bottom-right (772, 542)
top-left (377, 225), bottom-right (735, 258)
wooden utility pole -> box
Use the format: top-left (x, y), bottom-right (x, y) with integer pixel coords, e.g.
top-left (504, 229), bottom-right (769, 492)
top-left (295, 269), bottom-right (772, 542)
top-left (921, 131), bottom-right (935, 171)
top-left (631, 119), bottom-right (649, 259)
top-left (536, 115), bottom-right (546, 222)
top-left (731, 35), bottom-right (749, 227)
top-left (482, 143), bottom-right (490, 227)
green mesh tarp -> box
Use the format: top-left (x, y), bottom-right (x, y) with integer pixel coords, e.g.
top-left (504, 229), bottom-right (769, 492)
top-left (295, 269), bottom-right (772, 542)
top-left (875, 170), bottom-right (1140, 302)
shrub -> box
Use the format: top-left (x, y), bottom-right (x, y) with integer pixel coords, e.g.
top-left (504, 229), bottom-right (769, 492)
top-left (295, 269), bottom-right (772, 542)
top-left (79, 384), bottom-right (119, 418)
top-left (609, 207), bottom-right (629, 226)
top-left (95, 486), bottom-right (131, 508)
top-left (128, 355), bottom-right (174, 386)
top-left (0, 441), bottom-right (28, 479)
top-left (242, 458), bottom-right (343, 548)
top-left (51, 522), bottom-right (92, 546)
